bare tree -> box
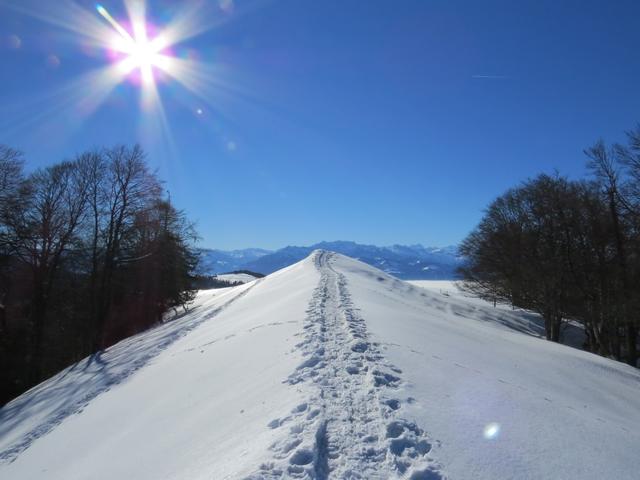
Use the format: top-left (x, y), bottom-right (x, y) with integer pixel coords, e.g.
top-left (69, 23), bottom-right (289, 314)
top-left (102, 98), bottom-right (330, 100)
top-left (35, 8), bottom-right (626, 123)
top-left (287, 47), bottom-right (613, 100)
top-left (2, 160), bottom-right (89, 378)
top-left (92, 145), bottom-right (162, 348)
top-left (0, 146), bottom-right (25, 332)
top-left (0, 145), bottom-right (201, 404)
top-left (586, 141), bottom-right (637, 366)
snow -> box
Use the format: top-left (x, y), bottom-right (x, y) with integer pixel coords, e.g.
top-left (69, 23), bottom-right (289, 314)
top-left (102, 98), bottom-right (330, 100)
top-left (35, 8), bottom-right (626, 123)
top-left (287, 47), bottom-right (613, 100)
top-left (1, 252), bottom-right (639, 479)
top-left (216, 272), bottom-right (260, 284)
top-left (407, 280), bottom-right (587, 347)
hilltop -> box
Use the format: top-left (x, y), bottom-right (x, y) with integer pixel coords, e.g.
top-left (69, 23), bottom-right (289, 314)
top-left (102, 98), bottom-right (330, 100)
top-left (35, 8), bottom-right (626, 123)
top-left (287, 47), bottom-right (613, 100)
top-left (199, 241), bottom-right (462, 279)
top-left (1, 252), bottom-right (638, 479)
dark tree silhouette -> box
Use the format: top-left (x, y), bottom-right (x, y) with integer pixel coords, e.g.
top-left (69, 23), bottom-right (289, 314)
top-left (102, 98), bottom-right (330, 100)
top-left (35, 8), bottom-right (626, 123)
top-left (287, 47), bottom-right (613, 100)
top-left (0, 146), bottom-right (200, 404)
top-left (460, 127), bottom-right (640, 366)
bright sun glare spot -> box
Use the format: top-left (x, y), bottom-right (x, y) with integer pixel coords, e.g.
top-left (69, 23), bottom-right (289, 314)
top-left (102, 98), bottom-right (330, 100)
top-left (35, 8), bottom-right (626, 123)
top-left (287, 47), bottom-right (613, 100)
top-left (119, 37), bottom-right (161, 82)
top-left (97, 3), bottom-right (172, 86)
top-left (483, 422), bottom-right (501, 440)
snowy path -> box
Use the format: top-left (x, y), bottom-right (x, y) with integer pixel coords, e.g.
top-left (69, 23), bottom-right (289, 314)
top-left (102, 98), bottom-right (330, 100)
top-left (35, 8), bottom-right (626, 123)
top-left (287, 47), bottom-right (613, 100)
top-left (250, 251), bottom-right (444, 479)
top-left (3, 251), bottom-right (639, 480)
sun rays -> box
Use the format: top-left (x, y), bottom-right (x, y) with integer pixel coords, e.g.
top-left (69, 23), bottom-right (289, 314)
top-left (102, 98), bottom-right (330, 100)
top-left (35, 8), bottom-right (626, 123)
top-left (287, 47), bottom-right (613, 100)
top-left (97, 3), bottom-right (173, 87)
top-left (0, 0), bottom-right (242, 156)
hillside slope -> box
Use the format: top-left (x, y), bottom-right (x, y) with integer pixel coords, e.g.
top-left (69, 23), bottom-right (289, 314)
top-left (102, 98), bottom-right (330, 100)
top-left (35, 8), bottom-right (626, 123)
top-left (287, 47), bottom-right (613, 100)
top-left (1, 252), bottom-right (639, 479)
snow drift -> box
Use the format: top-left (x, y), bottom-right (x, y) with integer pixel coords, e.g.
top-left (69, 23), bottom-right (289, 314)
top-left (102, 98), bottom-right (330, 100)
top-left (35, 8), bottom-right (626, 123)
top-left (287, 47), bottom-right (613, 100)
top-left (1, 251), bottom-right (639, 479)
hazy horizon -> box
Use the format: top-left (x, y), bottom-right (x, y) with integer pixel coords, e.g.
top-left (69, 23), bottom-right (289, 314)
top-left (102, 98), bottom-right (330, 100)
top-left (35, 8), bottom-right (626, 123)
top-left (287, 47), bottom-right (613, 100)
top-left (199, 239), bottom-right (460, 252)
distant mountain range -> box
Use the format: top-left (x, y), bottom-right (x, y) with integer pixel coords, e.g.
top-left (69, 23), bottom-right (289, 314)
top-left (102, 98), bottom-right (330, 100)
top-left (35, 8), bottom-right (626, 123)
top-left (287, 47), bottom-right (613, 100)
top-left (198, 241), bottom-right (463, 280)
top-left (195, 248), bottom-right (272, 276)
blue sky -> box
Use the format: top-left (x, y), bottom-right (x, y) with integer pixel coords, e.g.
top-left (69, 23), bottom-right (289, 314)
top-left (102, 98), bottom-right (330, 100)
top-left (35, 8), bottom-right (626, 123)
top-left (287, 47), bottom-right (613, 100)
top-left (1, 0), bottom-right (639, 250)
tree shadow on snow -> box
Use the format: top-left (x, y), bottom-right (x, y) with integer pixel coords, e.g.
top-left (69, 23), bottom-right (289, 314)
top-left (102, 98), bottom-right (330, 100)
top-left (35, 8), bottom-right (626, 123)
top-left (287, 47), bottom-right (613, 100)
top-left (0, 291), bottom-right (242, 464)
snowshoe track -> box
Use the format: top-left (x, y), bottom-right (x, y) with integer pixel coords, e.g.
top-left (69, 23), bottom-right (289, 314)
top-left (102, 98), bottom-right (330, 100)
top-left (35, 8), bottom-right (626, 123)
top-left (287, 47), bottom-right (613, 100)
top-left (249, 251), bottom-right (444, 479)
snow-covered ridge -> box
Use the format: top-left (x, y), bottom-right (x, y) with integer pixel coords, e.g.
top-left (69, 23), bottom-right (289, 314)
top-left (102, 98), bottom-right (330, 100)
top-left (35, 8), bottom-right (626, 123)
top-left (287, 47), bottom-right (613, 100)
top-left (1, 251), bottom-right (639, 479)
top-left (215, 272), bottom-right (260, 284)
top-left (198, 242), bottom-right (463, 279)
top-left (254, 251), bottom-right (443, 478)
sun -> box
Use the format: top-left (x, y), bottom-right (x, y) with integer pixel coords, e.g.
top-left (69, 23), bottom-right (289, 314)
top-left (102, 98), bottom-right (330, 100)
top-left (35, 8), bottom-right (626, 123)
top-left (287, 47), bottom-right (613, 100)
top-left (114, 29), bottom-right (168, 85)
top-left (2, 0), bottom-right (236, 154)
top-left (97, 3), bottom-right (172, 86)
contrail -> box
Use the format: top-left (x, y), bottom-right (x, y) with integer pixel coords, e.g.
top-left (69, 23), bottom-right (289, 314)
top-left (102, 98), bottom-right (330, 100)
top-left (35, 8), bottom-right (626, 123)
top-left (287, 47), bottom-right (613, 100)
top-left (471, 74), bottom-right (509, 79)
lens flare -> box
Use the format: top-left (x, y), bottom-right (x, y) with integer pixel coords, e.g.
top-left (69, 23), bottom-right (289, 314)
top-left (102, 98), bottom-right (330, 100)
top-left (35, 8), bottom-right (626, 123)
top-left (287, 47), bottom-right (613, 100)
top-left (483, 422), bottom-right (501, 439)
top-left (96, 4), bottom-right (131, 41)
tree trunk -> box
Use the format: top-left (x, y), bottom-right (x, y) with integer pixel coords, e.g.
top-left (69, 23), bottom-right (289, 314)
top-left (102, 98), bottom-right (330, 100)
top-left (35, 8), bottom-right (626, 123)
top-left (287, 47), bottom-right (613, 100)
top-left (29, 286), bottom-right (47, 384)
top-left (551, 314), bottom-right (562, 342)
top-left (625, 323), bottom-right (638, 367)
top-left (544, 314), bottom-right (553, 341)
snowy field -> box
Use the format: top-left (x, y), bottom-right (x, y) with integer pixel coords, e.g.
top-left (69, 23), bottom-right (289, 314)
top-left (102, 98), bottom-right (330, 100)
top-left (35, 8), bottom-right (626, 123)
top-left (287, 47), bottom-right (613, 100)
top-left (1, 252), bottom-right (639, 479)
top-left (216, 272), bottom-right (260, 284)
top-left (407, 280), bottom-right (587, 348)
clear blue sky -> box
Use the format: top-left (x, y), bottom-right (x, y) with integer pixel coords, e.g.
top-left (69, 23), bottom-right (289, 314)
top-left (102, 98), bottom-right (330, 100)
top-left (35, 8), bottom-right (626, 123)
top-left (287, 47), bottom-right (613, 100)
top-left (1, 0), bottom-right (639, 250)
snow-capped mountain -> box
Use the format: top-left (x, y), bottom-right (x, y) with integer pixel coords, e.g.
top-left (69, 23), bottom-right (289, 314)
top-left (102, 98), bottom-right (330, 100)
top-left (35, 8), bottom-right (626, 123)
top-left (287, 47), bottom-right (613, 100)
top-left (1, 251), bottom-right (638, 479)
top-left (201, 241), bottom-right (463, 279)
top-left (196, 248), bottom-right (273, 275)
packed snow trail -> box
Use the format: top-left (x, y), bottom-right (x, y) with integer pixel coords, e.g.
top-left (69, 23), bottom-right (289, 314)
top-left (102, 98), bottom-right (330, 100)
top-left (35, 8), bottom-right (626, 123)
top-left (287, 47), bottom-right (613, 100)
top-left (250, 251), bottom-right (444, 479)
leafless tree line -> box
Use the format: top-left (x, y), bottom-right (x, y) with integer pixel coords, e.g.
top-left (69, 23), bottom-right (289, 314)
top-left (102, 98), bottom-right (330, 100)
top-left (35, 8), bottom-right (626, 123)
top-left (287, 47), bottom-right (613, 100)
top-left (460, 126), bottom-right (640, 367)
top-left (0, 145), bottom-right (198, 404)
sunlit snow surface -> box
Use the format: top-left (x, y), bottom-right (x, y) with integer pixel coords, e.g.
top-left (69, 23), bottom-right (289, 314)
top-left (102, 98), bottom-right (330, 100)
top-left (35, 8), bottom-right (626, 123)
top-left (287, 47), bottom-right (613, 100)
top-left (1, 252), bottom-right (639, 479)
top-left (215, 272), bottom-right (260, 284)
